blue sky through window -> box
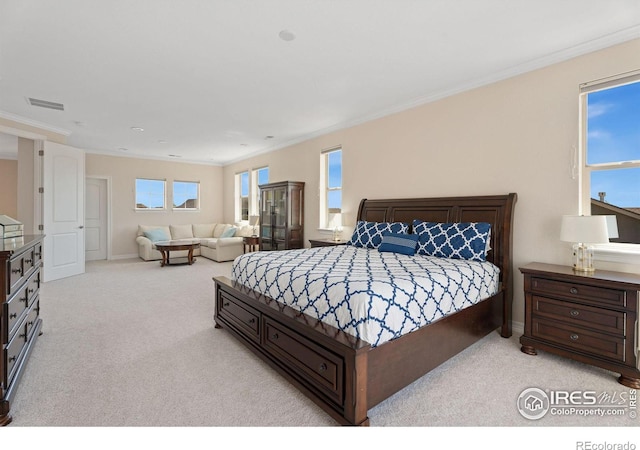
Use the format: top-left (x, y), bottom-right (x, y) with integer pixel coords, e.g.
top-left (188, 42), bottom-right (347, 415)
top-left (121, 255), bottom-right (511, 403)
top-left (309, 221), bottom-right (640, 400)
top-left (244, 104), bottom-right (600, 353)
top-left (587, 81), bottom-right (640, 207)
top-left (136, 178), bottom-right (164, 209)
top-left (328, 150), bottom-right (342, 209)
top-left (173, 181), bottom-right (198, 208)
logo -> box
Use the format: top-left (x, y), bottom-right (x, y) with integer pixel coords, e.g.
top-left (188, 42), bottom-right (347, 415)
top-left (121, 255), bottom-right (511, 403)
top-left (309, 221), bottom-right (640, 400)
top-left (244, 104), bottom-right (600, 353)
top-left (517, 387), bottom-right (550, 420)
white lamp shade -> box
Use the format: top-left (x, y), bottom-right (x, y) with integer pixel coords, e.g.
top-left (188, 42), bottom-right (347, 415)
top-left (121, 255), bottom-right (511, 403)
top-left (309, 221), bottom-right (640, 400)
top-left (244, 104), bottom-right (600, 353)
top-left (249, 215), bottom-right (260, 226)
top-left (560, 215), bottom-right (610, 244)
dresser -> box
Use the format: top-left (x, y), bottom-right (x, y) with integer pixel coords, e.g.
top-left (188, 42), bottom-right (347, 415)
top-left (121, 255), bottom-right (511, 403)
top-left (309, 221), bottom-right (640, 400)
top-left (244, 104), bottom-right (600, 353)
top-left (259, 181), bottom-right (304, 251)
top-left (520, 262), bottom-right (640, 389)
top-left (0, 235), bottom-right (44, 426)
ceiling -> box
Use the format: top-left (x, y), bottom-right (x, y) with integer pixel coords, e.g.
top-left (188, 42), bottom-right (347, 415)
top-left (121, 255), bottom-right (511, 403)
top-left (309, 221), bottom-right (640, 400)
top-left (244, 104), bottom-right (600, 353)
top-left (1, 1), bottom-right (639, 165)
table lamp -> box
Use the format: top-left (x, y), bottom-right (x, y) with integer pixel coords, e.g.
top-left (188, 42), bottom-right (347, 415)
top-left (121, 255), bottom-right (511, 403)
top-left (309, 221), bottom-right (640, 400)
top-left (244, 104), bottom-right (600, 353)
top-left (249, 215), bottom-right (260, 237)
top-left (560, 215), bottom-right (611, 272)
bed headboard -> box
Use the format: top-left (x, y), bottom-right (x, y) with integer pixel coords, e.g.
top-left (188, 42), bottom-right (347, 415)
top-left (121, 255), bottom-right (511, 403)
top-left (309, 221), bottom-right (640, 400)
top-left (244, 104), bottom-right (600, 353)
top-left (356, 193), bottom-right (517, 334)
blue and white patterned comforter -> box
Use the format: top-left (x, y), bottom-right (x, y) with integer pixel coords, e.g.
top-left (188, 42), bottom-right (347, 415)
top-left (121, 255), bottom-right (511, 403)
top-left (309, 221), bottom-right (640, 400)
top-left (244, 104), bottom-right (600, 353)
top-left (231, 245), bottom-right (500, 347)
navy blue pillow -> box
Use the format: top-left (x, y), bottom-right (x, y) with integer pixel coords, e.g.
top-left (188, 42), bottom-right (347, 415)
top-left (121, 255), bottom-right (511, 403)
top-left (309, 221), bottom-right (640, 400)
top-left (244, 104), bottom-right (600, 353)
top-left (412, 221), bottom-right (492, 261)
top-left (378, 232), bottom-right (419, 255)
top-left (347, 221), bottom-right (409, 249)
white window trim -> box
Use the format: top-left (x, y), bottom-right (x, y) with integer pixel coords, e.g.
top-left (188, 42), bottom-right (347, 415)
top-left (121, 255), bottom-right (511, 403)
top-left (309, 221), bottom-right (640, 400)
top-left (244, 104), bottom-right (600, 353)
top-left (319, 147), bottom-right (342, 231)
top-left (172, 180), bottom-right (200, 211)
top-left (135, 178), bottom-right (166, 211)
top-left (580, 69), bottom-right (640, 265)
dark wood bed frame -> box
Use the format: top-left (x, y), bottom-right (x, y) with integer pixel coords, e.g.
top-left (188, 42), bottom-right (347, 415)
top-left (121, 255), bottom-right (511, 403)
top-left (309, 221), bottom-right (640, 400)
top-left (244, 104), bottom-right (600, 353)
top-left (213, 193), bottom-right (517, 426)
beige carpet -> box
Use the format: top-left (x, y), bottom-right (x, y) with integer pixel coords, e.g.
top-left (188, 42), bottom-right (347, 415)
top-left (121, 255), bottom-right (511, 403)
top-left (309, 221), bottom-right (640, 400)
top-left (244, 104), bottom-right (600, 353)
top-left (4, 256), bottom-right (639, 446)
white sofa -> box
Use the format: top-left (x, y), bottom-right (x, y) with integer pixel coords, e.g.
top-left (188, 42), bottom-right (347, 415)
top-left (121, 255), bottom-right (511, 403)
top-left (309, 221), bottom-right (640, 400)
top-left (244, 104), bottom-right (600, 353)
top-left (135, 223), bottom-right (253, 262)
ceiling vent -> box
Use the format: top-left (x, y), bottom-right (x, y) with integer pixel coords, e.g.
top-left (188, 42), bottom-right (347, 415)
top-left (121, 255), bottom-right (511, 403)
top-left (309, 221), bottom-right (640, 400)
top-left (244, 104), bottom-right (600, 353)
top-left (27, 97), bottom-right (64, 111)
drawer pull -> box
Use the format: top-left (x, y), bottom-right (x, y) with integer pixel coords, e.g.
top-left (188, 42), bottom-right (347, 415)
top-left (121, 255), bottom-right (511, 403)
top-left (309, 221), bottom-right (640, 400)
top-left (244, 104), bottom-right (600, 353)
top-left (8, 356), bottom-right (17, 363)
top-left (223, 302), bottom-right (230, 307)
top-left (25, 258), bottom-right (33, 265)
top-left (569, 287), bottom-right (578, 294)
top-left (272, 333), bottom-right (279, 340)
top-left (21, 296), bottom-right (28, 303)
top-left (248, 318), bottom-right (255, 324)
top-left (570, 334), bottom-right (579, 341)
top-left (28, 321), bottom-right (34, 326)
top-left (570, 310), bottom-right (580, 317)
top-left (35, 252), bottom-right (41, 258)
top-left (19, 332), bottom-right (26, 339)
top-left (319, 363), bottom-right (328, 372)
top-left (11, 268), bottom-right (22, 274)
top-left (9, 312), bottom-right (17, 319)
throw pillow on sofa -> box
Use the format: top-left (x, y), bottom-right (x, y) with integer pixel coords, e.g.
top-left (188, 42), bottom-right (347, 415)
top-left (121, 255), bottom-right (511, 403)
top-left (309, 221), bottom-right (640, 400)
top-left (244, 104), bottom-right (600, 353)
top-left (169, 224), bottom-right (194, 239)
top-left (144, 228), bottom-right (170, 242)
top-left (220, 227), bottom-right (237, 238)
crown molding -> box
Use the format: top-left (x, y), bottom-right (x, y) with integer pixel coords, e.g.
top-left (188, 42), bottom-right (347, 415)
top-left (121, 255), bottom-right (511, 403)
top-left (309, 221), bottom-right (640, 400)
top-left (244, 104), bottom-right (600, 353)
top-left (0, 110), bottom-right (71, 137)
top-left (224, 25), bottom-right (640, 166)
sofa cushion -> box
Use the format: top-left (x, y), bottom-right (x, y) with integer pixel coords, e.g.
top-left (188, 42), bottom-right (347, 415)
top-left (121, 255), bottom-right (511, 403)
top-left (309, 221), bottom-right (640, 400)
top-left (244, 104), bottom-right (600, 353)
top-left (213, 223), bottom-right (231, 238)
top-left (199, 238), bottom-right (218, 248)
top-left (170, 224), bottom-right (194, 239)
top-left (235, 225), bottom-right (255, 237)
top-left (193, 223), bottom-right (216, 238)
top-left (220, 227), bottom-right (237, 238)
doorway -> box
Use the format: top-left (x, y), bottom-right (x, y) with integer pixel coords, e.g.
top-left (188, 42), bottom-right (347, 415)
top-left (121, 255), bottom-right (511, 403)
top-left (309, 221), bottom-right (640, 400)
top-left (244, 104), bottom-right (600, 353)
top-left (85, 176), bottom-right (110, 261)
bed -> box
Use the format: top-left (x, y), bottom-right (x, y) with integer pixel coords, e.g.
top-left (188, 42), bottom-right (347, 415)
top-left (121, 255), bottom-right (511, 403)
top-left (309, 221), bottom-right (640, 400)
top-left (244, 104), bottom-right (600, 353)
top-left (213, 193), bottom-right (517, 426)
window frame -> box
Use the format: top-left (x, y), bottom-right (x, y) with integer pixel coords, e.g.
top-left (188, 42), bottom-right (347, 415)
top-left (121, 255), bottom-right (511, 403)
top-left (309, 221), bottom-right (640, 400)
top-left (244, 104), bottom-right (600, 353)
top-left (251, 166), bottom-right (269, 216)
top-left (579, 70), bottom-right (640, 264)
top-left (172, 180), bottom-right (200, 211)
top-left (135, 178), bottom-right (166, 211)
top-left (235, 171), bottom-right (250, 222)
top-left (319, 147), bottom-right (342, 230)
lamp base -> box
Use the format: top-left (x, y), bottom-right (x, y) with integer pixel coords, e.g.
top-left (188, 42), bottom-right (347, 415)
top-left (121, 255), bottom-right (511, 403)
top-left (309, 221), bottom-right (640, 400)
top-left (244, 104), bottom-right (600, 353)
top-left (572, 243), bottom-right (595, 273)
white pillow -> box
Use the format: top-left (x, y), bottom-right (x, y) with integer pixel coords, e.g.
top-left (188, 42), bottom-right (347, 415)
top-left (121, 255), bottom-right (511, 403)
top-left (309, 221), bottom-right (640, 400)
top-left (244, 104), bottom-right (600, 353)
top-left (170, 224), bottom-right (194, 239)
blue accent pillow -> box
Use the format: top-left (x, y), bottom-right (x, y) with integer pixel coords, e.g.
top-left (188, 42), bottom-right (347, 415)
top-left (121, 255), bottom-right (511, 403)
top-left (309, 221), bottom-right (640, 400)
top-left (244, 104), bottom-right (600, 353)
top-left (412, 220), bottom-right (492, 261)
top-left (144, 228), bottom-right (169, 243)
top-left (347, 221), bottom-right (409, 249)
top-left (220, 227), bottom-right (237, 238)
top-left (378, 232), bottom-right (419, 255)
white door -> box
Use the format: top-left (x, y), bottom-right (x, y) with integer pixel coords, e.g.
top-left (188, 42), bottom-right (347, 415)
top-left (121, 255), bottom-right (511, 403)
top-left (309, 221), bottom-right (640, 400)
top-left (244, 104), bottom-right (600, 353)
top-left (85, 177), bottom-right (108, 261)
top-left (43, 141), bottom-right (85, 282)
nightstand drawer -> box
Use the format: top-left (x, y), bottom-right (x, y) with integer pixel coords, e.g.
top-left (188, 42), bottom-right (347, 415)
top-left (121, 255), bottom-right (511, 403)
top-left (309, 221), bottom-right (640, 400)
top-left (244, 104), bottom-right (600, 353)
top-left (532, 296), bottom-right (625, 336)
top-left (530, 277), bottom-right (625, 308)
top-left (532, 318), bottom-right (625, 362)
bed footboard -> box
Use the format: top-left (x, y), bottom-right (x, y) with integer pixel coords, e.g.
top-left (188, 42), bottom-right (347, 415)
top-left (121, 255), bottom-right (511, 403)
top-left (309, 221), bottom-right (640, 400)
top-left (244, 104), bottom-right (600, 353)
top-left (213, 275), bottom-right (372, 426)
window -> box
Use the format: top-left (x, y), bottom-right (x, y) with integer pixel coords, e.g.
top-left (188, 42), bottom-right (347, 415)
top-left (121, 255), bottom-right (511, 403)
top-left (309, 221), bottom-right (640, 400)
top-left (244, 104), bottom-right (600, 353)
top-left (320, 148), bottom-right (342, 229)
top-left (236, 171), bottom-right (249, 221)
top-left (173, 181), bottom-right (200, 210)
top-left (135, 178), bottom-right (165, 210)
top-left (581, 72), bottom-right (640, 246)
top-left (251, 166), bottom-right (269, 216)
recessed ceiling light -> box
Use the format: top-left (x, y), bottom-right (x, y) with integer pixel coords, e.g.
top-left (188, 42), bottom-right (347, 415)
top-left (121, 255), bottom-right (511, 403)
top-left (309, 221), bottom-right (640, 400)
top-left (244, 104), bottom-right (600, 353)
top-left (240, 143), bottom-right (248, 147)
top-left (168, 154), bottom-right (181, 158)
top-left (158, 140), bottom-right (167, 144)
top-left (131, 127), bottom-right (144, 132)
top-left (265, 135), bottom-right (275, 139)
top-left (278, 30), bottom-right (295, 42)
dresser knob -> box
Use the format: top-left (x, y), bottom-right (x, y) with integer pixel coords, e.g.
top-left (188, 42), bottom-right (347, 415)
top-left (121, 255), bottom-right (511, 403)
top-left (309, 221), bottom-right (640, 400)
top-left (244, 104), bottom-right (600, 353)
top-left (319, 363), bottom-right (328, 372)
top-left (570, 334), bottom-right (579, 341)
top-left (248, 318), bottom-right (255, 324)
top-left (272, 333), bottom-right (279, 340)
top-left (11, 268), bottom-right (22, 274)
top-left (570, 310), bottom-right (580, 317)
top-left (10, 312), bottom-right (17, 319)
top-left (223, 302), bottom-right (230, 307)
top-left (25, 258), bottom-right (33, 265)
top-left (570, 287), bottom-right (578, 295)
top-left (8, 356), bottom-right (16, 363)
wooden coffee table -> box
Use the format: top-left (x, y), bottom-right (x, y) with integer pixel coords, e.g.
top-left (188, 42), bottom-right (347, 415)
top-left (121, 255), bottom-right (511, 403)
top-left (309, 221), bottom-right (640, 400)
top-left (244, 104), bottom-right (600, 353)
top-left (155, 240), bottom-right (200, 266)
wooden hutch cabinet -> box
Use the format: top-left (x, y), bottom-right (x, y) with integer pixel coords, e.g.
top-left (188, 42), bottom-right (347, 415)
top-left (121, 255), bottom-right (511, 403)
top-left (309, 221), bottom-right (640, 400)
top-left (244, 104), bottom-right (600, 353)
top-left (259, 181), bottom-right (304, 251)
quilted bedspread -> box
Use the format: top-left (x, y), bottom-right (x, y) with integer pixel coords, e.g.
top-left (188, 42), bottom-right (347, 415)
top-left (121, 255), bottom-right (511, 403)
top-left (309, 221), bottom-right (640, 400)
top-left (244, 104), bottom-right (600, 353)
top-left (231, 245), bottom-right (500, 347)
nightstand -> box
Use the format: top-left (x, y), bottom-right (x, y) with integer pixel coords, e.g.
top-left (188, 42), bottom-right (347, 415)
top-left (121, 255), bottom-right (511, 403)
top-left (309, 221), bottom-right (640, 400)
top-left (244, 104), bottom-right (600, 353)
top-left (519, 262), bottom-right (640, 389)
top-left (243, 236), bottom-right (260, 253)
top-left (308, 238), bottom-right (348, 248)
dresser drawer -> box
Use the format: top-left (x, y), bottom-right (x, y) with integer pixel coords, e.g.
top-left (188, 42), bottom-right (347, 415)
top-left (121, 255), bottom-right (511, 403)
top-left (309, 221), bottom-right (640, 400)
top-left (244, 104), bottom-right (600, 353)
top-left (532, 296), bottom-right (625, 336)
top-left (3, 315), bottom-right (29, 388)
top-left (3, 284), bottom-right (29, 343)
top-left (263, 317), bottom-right (344, 406)
top-left (530, 277), bottom-right (625, 308)
top-left (532, 318), bottom-right (625, 363)
top-left (26, 269), bottom-right (41, 307)
top-left (217, 291), bottom-right (260, 343)
top-left (7, 256), bottom-right (25, 297)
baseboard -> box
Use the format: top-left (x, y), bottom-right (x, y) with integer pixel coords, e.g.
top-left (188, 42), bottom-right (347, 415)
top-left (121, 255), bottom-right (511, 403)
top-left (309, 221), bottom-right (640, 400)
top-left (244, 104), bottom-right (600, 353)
top-left (512, 320), bottom-right (524, 336)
